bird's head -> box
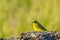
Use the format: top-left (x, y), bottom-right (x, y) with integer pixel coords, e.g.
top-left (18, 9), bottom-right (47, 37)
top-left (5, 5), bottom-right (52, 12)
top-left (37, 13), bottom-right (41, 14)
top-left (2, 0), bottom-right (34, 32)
top-left (33, 20), bottom-right (38, 23)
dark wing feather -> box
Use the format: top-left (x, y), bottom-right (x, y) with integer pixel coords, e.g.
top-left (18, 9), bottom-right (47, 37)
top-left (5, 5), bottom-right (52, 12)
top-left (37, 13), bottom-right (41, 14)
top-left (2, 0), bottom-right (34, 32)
top-left (38, 22), bottom-right (47, 31)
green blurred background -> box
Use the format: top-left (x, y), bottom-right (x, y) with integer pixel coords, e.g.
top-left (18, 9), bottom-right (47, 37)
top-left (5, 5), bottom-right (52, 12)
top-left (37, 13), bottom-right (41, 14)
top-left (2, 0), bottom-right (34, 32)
top-left (0, 0), bottom-right (60, 38)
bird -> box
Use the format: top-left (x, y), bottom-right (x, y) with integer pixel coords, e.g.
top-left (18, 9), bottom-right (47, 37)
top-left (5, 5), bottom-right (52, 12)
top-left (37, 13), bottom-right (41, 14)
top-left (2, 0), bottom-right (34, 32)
top-left (33, 20), bottom-right (47, 32)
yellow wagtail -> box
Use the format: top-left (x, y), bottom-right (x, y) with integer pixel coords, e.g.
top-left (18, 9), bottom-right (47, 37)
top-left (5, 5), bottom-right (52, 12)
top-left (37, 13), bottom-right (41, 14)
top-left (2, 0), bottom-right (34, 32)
top-left (33, 20), bottom-right (47, 31)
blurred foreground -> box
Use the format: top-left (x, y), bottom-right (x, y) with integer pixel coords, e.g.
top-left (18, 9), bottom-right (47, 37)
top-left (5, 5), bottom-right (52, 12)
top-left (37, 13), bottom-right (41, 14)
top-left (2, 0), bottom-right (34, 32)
top-left (1, 31), bottom-right (60, 40)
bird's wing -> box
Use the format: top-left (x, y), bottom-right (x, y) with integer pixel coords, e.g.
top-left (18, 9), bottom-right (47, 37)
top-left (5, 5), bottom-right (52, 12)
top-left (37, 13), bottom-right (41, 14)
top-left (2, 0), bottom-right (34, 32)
top-left (38, 23), bottom-right (47, 31)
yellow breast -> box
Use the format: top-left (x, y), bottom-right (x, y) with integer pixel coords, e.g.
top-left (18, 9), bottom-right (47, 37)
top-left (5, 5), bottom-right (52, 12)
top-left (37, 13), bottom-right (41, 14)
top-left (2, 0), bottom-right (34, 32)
top-left (33, 23), bottom-right (41, 31)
